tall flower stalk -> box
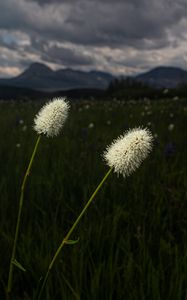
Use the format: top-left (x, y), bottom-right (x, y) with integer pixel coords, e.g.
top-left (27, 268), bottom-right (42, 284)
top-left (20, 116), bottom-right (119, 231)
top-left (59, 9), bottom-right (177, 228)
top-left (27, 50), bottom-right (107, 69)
top-left (6, 98), bottom-right (69, 299)
top-left (7, 135), bottom-right (41, 299)
top-left (37, 167), bottom-right (112, 300)
top-left (37, 127), bottom-right (153, 300)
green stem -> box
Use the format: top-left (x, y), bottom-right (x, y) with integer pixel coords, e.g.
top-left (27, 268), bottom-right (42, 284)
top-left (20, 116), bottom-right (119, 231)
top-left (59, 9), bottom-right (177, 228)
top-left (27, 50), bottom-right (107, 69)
top-left (37, 167), bottom-right (113, 300)
top-left (7, 135), bottom-right (41, 299)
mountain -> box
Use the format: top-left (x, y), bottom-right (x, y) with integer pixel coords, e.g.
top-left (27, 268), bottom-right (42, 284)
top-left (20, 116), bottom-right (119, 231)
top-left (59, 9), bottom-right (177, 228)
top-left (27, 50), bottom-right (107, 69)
top-left (136, 66), bottom-right (187, 88)
top-left (0, 62), bottom-right (114, 91)
top-left (0, 64), bottom-right (187, 95)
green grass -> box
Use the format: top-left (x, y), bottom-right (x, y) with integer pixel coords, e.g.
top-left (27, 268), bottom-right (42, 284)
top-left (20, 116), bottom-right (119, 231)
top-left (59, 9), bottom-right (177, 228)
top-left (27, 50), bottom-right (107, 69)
top-left (0, 98), bottom-right (187, 299)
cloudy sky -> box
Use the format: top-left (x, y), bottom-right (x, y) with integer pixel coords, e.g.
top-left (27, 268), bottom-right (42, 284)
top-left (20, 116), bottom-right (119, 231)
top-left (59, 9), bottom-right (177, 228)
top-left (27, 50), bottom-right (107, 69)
top-left (0, 0), bottom-right (187, 77)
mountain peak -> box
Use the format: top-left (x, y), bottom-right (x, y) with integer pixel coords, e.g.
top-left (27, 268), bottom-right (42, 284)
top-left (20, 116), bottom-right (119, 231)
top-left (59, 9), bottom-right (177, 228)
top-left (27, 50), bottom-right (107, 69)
top-left (4, 62), bottom-right (113, 91)
top-left (27, 62), bottom-right (53, 73)
top-left (1, 63), bottom-right (187, 91)
top-left (137, 66), bottom-right (187, 78)
top-left (17, 62), bottom-right (53, 80)
top-left (136, 65), bottom-right (187, 87)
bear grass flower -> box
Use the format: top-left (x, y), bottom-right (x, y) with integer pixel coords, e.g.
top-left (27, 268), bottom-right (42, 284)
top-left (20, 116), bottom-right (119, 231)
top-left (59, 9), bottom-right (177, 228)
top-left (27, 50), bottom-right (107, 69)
top-left (34, 97), bottom-right (70, 137)
top-left (7, 97), bottom-right (70, 298)
top-left (37, 126), bottom-right (154, 300)
top-left (104, 127), bottom-right (153, 178)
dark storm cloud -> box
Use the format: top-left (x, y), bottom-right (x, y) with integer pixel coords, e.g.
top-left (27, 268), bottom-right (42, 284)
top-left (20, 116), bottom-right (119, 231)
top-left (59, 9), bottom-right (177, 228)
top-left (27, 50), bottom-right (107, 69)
top-left (1, 0), bottom-right (187, 48)
top-left (30, 37), bottom-right (94, 66)
top-left (0, 0), bottom-right (187, 76)
top-left (41, 45), bottom-right (93, 66)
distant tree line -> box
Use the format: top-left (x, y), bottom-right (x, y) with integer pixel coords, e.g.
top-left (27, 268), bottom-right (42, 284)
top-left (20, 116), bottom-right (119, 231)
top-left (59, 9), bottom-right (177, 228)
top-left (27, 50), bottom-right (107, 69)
top-left (106, 76), bottom-right (187, 100)
top-left (1, 76), bottom-right (187, 101)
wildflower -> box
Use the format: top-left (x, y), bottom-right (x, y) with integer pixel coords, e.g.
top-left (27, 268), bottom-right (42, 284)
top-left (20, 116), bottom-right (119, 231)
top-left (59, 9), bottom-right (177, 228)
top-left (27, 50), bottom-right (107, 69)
top-left (34, 98), bottom-right (69, 137)
top-left (173, 96), bottom-right (179, 100)
top-left (164, 142), bottom-right (175, 156)
top-left (168, 124), bottom-right (174, 131)
top-left (163, 88), bottom-right (168, 94)
top-left (88, 123), bottom-right (94, 129)
top-left (22, 125), bottom-right (27, 132)
top-left (147, 110), bottom-right (152, 115)
top-left (103, 127), bottom-right (153, 178)
top-left (85, 104), bottom-right (90, 109)
top-left (19, 119), bottom-right (24, 125)
top-left (154, 133), bottom-right (158, 139)
top-left (81, 127), bottom-right (88, 140)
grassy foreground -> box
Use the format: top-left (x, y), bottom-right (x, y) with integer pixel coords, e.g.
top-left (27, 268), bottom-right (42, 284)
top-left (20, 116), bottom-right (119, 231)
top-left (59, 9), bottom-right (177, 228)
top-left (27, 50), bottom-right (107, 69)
top-left (0, 98), bottom-right (187, 299)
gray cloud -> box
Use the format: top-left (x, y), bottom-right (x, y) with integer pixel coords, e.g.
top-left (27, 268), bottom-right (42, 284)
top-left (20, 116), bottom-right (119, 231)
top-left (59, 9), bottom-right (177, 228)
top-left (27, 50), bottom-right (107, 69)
top-left (1, 0), bottom-right (187, 47)
top-left (0, 0), bottom-right (187, 76)
top-left (31, 38), bottom-right (94, 66)
top-left (42, 46), bottom-right (93, 66)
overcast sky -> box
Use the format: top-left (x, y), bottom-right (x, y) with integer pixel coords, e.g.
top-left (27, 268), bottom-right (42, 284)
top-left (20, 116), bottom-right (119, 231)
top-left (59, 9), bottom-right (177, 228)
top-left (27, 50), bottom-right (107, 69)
top-left (0, 0), bottom-right (187, 77)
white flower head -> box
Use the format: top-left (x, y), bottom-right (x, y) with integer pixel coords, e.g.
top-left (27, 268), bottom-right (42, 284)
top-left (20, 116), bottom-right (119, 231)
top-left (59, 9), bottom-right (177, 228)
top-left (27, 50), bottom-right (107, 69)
top-left (88, 122), bottom-right (94, 129)
top-left (34, 98), bottom-right (70, 137)
top-left (103, 127), bottom-right (153, 178)
top-left (168, 124), bottom-right (174, 131)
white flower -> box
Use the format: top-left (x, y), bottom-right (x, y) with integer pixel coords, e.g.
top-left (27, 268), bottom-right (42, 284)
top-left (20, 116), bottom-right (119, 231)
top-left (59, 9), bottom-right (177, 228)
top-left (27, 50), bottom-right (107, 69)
top-left (19, 119), bottom-right (24, 125)
top-left (22, 125), bottom-right (27, 131)
top-left (88, 122), bottom-right (94, 129)
top-left (168, 124), bottom-right (174, 131)
top-left (85, 104), bottom-right (90, 109)
top-left (173, 96), bottom-right (179, 100)
top-left (163, 89), bottom-right (168, 94)
top-left (103, 127), bottom-right (153, 178)
top-left (154, 133), bottom-right (158, 139)
top-left (34, 98), bottom-right (70, 137)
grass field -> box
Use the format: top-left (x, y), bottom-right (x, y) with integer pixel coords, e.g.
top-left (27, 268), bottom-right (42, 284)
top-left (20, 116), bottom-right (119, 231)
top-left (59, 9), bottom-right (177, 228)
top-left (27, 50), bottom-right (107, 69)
top-left (0, 98), bottom-right (187, 300)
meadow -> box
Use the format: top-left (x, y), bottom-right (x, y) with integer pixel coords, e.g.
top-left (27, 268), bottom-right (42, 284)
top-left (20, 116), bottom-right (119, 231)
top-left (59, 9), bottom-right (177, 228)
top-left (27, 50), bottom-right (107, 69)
top-left (0, 97), bottom-right (187, 300)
